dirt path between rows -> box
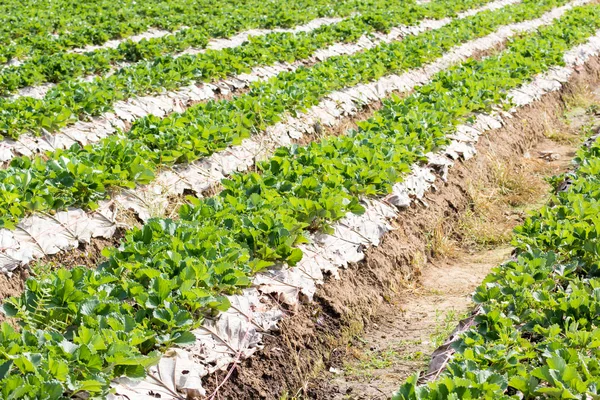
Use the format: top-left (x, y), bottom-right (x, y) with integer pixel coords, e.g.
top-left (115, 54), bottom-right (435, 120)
top-left (309, 137), bottom-right (577, 399)
top-left (320, 247), bottom-right (511, 399)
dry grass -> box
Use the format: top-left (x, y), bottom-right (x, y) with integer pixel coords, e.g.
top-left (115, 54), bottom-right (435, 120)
top-left (425, 217), bottom-right (459, 260)
top-left (544, 128), bottom-right (580, 145)
top-left (487, 154), bottom-right (546, 206)
top-left (410, 250), bottom-right (427, 277)
top-left (531, 82), bottom-right (599, 145)
top-left (423, 140), bottom-right (562, 256)
top-left (564, 81), bottom-right (599, 111)
top-left (114, 203), bottom-right (143, 229)
top-left (457, 191), bottom-right (513, 249)
top-left (562, 82), bottom-right (600, 132)
top-left (456, 152), bottom-right (553, 251)
top-left (519, 108), bottom-right (579, 145)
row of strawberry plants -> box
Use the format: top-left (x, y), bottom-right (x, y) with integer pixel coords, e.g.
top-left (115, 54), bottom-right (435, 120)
top-left (0, 0), bottom-right (168, 52)
top-left (2, 6), bottom-right (599, 397)
top-left (0, 0), bottom-right (248, 59)
top-left (0, 0), bottom-right (373, 63)
top-left (0, 0), bottom-right (571, 233)
top-left (394, 135), bottom-right (600, 399)
top-left (0, 0), bottom-right (496, 137)
top-left (0, 0), bottom-right (493, 95)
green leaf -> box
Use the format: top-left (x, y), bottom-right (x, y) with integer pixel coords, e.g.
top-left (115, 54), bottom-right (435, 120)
top-left (286, 248), bottom-right (303, 265)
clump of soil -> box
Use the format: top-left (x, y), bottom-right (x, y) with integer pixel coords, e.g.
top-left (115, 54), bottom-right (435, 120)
top-left (0, 272), bottom-right (24, 325)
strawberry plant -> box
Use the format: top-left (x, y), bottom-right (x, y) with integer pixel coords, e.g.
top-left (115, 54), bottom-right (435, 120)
top-left (0, 0), bottom-right (386, 63)
top-left (0, 0), bottom-right (495, 137)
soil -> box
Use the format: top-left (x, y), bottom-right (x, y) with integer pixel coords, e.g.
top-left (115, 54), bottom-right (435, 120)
top-left (0, 271), bottom-right (25, 326)
top-left (200, 58), bottom-right (600, 399)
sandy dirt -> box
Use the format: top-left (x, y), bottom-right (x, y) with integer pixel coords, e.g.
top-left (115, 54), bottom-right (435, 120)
top-left (322, 247), bottom-right (511, 399)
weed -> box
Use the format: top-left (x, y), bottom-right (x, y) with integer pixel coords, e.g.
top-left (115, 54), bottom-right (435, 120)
top-left (489, 155), bottom-right (541, 206)
top-left (544, 129), bottom-right (580, 144)
top-left (457, 181), bottom-right (512, 249)
top-left (397, 339), bottom-right (423, 347)
top-left (345, 348), bottom-right (412, 377)
top-left (564, 82), bottom-right (597, 110)
top-left (430, 309), bottom-right (469, 348)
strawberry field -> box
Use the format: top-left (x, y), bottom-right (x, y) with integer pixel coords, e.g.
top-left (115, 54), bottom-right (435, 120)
top-left (1, 0), bottom-right (600, 398)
